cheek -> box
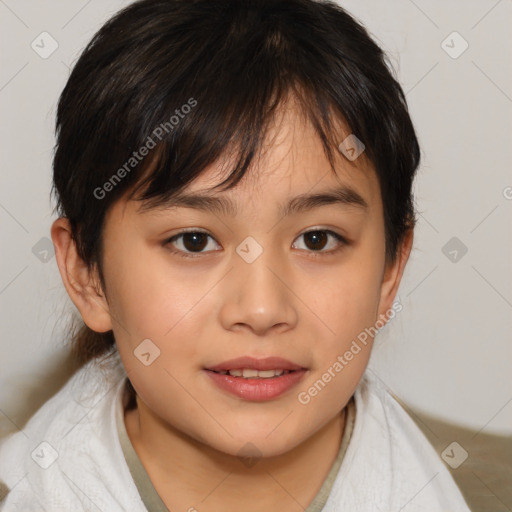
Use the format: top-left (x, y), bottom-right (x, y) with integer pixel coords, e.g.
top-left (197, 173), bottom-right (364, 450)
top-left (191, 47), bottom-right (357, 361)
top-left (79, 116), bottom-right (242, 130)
top-left (310, 255), bottom-right (383, 349)
top-left (104, 247), bottom-right (218, 379)
top-left (104, 248), bottom-right (215, 342)
top-left (298, 240), bottom-right (384, 413)
top-left (110, 273), bottom-right (208, 423)
top-left (295, 260), bottom-right (383, 426)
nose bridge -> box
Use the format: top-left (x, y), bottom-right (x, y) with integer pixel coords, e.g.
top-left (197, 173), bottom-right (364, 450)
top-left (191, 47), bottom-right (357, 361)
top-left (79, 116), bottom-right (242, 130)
top-left (219, 234), bottom-right (298, 335)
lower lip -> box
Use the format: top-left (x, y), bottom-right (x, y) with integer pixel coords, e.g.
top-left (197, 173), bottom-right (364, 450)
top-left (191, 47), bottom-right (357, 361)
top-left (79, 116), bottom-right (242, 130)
top-left (204, 369), bottom-right (307, 401)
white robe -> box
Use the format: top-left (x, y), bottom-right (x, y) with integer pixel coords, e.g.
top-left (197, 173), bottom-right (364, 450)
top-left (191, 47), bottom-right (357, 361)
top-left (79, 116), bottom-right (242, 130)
top-left (0, 352), bottom-right (470, 511)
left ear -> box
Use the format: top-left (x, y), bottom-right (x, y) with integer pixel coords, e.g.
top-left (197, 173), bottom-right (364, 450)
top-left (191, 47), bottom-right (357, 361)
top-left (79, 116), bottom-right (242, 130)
top-left (377, 228), bottom-right (413, 320)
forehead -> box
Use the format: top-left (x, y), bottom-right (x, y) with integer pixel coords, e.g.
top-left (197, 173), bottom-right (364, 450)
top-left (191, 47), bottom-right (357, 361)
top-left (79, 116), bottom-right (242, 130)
top-left (122, 101), bottom-right (381, 220)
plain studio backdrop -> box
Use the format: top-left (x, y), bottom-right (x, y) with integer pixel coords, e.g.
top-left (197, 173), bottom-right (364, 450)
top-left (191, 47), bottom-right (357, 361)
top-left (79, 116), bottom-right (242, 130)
top-left (0, 0), bottom-right (511, 439)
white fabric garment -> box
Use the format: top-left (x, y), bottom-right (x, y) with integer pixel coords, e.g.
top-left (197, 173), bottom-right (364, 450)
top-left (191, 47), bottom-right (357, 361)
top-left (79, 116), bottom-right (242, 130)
top-left (0, 351), bottom-right (470, 511)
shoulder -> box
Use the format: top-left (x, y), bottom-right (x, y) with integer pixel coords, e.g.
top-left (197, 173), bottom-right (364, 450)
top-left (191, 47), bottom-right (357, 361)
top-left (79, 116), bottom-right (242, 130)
top-left (322, 369), bottom-right (471, 511)
top-left (0, 351), bottom-right (144, 511)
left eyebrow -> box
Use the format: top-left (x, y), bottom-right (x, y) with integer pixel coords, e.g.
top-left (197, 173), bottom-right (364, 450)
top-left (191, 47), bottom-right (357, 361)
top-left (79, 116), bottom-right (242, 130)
top-left (137, 185), bottom-right (368, 217)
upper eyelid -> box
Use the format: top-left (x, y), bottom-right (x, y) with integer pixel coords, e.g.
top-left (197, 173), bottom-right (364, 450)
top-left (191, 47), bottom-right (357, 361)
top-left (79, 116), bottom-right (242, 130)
top-left (167, 227), bottom-right (344, 240)
top-left (165, 228), bottom-right (347, 250)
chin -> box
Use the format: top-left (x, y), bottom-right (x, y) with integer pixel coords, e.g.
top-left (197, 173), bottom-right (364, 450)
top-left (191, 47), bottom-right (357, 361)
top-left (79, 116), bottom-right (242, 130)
top-left (205, 428), bottom-right (306, 462)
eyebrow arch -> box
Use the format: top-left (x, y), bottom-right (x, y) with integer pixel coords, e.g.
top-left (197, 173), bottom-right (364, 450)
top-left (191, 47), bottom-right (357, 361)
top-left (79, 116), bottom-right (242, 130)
top-left (138, 185), bottom-right (368, 217)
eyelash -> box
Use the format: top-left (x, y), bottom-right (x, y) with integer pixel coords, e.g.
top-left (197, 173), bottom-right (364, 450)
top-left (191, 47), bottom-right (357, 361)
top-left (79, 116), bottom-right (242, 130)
top-left (163, 228), bottom-right (348, 259)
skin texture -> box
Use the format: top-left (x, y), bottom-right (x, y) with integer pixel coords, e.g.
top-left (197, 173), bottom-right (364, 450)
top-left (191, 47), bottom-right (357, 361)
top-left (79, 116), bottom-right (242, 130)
top-left (52, 98), bottom-right (413, 511)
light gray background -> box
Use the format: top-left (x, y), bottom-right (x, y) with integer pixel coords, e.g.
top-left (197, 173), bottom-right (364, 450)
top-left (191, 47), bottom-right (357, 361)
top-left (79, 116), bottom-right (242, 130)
top-left (1, 0), bottom-right (511, 437)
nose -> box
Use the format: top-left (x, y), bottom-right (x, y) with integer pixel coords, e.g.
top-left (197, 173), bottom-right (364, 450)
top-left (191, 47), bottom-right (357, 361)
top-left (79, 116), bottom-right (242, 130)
top-left (218, 243), bottom-right (299, 337)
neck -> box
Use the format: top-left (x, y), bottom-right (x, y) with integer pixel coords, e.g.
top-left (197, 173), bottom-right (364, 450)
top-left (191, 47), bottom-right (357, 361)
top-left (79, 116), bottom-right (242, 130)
top-left (124, 396), bottom-right (346, 512)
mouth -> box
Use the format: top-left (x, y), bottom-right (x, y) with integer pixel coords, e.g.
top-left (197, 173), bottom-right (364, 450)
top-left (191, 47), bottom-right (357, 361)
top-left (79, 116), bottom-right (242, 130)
top-left (203, 356), bottom-right (308, 401)
top-left (205, 355), bottom-right (306, 373)
top-left (208, 368), bottom-right (296, 378)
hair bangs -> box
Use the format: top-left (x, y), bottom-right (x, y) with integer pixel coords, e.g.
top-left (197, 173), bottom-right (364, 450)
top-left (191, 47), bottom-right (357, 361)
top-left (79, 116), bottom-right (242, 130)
top-left (128, 83), bottom-right (350, 212)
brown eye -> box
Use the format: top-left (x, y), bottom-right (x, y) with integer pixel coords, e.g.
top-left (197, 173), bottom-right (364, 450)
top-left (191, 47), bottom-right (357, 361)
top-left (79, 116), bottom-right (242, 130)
top-left (165, 230), bottom-right (220, 258)
top-left (181, 232), bottom-right (209, 252)
top-left (292, 229), bottom-right (346, 254)
top-left (303, 231), bottom-right (328, 251)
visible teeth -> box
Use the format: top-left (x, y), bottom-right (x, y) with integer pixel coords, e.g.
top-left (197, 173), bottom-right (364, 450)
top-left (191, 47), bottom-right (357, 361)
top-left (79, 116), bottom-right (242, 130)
top-left (257, 370), bottom-right (280, 378)
top-left (220, 368), bottom-right (289, 378)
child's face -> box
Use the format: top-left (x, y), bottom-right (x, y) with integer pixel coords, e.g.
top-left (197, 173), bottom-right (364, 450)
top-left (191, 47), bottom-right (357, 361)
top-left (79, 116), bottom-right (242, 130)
top-left (82, 104), bottom-right (408, 457)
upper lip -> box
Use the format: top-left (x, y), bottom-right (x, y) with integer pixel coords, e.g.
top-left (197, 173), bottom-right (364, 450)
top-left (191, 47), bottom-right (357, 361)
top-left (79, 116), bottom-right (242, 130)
top-left (205, 356), bottom-right (306, 372)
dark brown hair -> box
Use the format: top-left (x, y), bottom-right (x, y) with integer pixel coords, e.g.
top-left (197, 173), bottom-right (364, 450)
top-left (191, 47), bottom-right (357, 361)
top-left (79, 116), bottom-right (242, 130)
top-left (52, 0), bottom-right (420, 366)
